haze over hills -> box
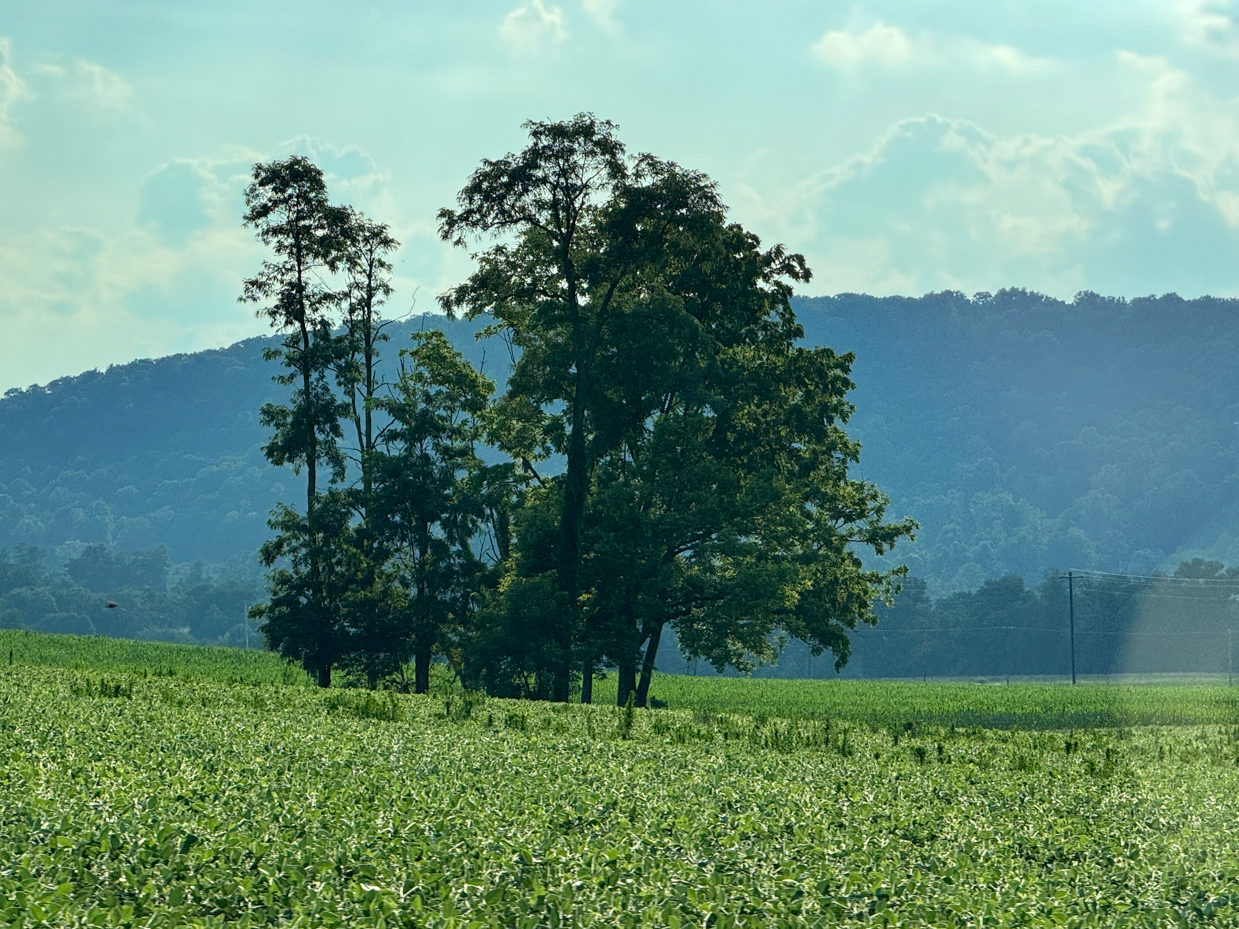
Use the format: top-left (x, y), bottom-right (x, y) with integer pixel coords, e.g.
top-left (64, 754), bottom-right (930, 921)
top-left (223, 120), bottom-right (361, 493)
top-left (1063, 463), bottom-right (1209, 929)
top-left (1, 289), bottom-right (1237, 599)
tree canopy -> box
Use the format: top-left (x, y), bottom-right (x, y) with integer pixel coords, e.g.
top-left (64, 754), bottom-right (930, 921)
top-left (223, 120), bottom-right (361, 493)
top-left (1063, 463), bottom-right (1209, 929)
top-left (440, 114), bottom-right (913, 703)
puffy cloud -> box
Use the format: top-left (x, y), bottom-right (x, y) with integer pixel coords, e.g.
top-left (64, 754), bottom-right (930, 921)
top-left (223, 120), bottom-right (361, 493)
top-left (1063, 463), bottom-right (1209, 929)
top-left (811, 22), bottom-right (1051, 74)
top-left (738, 51), bottom-right (1239, 298)
top-left (0, 213), bottom-right (262, 390)
top-left (812, 23), bottom-right (916, 70)
top-left (0, 136), bottom-right (418, 390)
top-left (500, 0), bottom-right (568, 50)
top-left (37, 59), bottom-right (133, 112)
top-left (1173, 0), bottom-right (1239, 57)
top-left (279, 136), bottom-right (396, 221)
top-left (69, 60), bottom-right (132, 111)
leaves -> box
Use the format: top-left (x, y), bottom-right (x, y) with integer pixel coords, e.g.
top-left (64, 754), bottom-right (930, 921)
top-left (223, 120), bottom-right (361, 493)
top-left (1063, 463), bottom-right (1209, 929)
top-left (4, 644), bottom-right (1239, 926)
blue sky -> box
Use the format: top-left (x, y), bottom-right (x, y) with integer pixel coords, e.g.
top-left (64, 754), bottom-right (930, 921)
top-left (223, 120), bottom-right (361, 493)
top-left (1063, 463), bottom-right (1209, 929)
top-left (3, 0), bottom-right (1239, 390)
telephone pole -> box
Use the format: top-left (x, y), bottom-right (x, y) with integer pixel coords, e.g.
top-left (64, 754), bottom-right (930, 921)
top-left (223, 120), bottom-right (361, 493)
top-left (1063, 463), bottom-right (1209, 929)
top-left (1060, 572), bottom-right (1077, 685)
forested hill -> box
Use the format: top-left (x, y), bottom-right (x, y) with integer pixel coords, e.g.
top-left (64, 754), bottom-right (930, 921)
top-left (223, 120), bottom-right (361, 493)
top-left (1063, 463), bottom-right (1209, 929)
top-left (2, 289), bottom-right (1237, 593)
top-left (0, 314), bottom-right (490, 565)
top-left (802, 289), bottom-right (1239, 591)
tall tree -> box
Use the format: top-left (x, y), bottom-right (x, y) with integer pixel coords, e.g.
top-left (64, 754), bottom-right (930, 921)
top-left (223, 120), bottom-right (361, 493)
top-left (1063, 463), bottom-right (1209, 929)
top-left (366, 330), bottom-right (497, 693)
top-left (241, 156), bottom-right (350, 517)
top-left (241, 156), bottom-right (351, 686)
top-left (443, 116), bottom-right (914, 704)
top-left (577, 217), bottom-right (916, 705)
top-left (337, 212), bottom-right (399, 521)
top-left (439, 114), bottom-right (724, 701)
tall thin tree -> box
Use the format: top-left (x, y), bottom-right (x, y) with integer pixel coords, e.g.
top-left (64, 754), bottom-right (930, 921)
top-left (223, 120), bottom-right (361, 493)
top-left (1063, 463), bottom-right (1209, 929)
top-left (241, 156), bottom-right (351, 686)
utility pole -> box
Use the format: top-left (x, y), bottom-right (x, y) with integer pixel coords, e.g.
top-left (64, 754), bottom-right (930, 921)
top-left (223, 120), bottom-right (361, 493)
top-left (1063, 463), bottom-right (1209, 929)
top-left (1065, 572), bottom-right (1075, 688)
top-left (1229, 627), bottom-right (1233, 687)
top-left (244, 603), bottom-right (250, 650)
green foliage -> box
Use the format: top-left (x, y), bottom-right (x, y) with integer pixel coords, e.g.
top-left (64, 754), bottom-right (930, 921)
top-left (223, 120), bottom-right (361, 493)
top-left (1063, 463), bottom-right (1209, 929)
top-left (65, 545), bottom-right (170, 593)
top-left (595, 671), bottom-right (1239, 729)
top-left (357, 329), bottom-right (505, 693)
top-left (325, 688), bottom-right (404, 722)
top-left (442, 115), bottom-right (912, 703)
top-left (0, 628), bottom-right (309, 686)
top-left (252, 493), bottom-right (358, 687)
top-left (4, 636), bottom-right (1239, 925)
top-left (618, 691), bottom-right (635, 740)
top-left (6, 289), bottom-right (1239, 588)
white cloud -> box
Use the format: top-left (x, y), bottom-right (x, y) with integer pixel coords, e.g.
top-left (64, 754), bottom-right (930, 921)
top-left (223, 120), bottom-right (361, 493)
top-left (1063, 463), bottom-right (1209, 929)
top-left (811, 22), bottom-right (1050, 74)
top-left (735, 51), bottom-right (1239, 298)
top-left (0, 137), bottom-right (414, 390)
top-left (0, 213), bottom-right (264, 389)
top-left (0, 38), bottom-right (30, 151)
top-left (500, 0), bottom-right (568, 50)
top-left (582, 0), bottom-right (621, 36)
top-left (281, 136), bottom-right (397, 222)
top-left (36, 59), bottom-right (133, 112)
top-left (71, 60), bottom-right (133, 111)
top-left (812, 23), bottom-right (915, 69)
top-left (1173, 0), bottom-right (1239, 56)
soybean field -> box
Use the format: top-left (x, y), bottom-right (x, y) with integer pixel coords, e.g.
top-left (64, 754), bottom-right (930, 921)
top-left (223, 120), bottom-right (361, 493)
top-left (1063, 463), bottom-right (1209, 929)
top-left (4, 633), bottom-right (1239, 926)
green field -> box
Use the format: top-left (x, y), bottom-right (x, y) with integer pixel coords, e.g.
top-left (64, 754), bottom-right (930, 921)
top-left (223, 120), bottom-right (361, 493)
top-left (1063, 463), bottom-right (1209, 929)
top-left (5, 632), bottom-right (1239, 926)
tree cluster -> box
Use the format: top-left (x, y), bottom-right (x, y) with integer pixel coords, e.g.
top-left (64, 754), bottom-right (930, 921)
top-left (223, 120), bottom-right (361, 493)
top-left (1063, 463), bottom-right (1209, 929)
top-left (242, 116), bottom-right (913, 703)
top-left (0, 543), bottom-right (263, 643)
top-left (733, 558), bottom-right (1239, 680)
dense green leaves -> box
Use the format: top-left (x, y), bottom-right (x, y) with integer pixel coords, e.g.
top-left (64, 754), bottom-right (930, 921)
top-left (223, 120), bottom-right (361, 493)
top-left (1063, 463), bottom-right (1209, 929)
top-left (442, 115), bottom-right (912, 703)
top-left (4, 637), bottom-right (1239, 926)
top-left (359, 330), bottom-right (505, 692)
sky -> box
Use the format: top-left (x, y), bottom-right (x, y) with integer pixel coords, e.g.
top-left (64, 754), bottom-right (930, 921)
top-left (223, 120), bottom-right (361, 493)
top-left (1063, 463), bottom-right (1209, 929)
top-left (3, 0), bottom-right (1239, 391)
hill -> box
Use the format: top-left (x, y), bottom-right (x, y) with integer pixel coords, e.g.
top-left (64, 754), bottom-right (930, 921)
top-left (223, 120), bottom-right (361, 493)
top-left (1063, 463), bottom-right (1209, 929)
top-left (0, 314), bottom-right (490, 565)
top-left (799, 289), bottom-right (1239, 590)
top-left (1, 289), bottom-right (1237, 598)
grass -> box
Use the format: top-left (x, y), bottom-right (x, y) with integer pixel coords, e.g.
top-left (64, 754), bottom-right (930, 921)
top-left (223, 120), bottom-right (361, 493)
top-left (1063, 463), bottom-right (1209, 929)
top-left (0, 629), bottom-right (306, 687)
top-left (3, 655), bottom-right (1239, 924)
top-left (9, 628), bottom-right (1239, 729)
top-left (4, 632), bottom-right (1239, 924)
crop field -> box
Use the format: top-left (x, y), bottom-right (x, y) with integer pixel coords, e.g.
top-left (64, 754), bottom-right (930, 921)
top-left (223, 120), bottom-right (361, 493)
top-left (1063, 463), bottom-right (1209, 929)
top-left (5, 633), bottom-right (1239, 926)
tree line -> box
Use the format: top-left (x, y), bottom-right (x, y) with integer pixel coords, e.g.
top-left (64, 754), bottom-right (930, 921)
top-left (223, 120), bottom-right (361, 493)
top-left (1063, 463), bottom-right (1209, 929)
top-left (837, 558), bottom-right (1239, 680)
top-left (244, 114), bottom-right (914, 703)
top-left (5, 540), bottom-right (1229, 682)
top-left (0, 543), bottom-right (262, 644)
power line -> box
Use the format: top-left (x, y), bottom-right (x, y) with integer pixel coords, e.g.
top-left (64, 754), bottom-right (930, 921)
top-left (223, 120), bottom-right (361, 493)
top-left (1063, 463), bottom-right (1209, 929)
top-left (1071, 568), bottom-right (1239, 586)
top-left (854, 626), bottom-right (1229, 637)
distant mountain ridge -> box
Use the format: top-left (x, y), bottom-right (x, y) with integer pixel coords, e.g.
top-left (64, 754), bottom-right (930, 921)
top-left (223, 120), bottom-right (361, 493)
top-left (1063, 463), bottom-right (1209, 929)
top-left (2, 290), bottom-right (1237, 593)
top-left (0, 315), bottom-right (490, 564)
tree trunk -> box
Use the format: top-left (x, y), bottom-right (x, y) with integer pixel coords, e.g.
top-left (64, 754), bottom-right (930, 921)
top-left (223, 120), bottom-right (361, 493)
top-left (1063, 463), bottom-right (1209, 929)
top-left (554, 397), bottom-right (587, 703)
top-left (635, 623), bottom-right (663, 708)
top-left (415, 527), bottom-right (432, 696)
top-left (496, 508), bottom-right (511, 563)
top-left (616, 657), bottom-right (636, 707)
top-left (414, 649), bottom-right (431, 695)
top-left (580, 655), bottom-right (593, 704)
top-left (551, 267), bottom-right (589, 702)
top-left (316, 662), bottom-right (332, 688)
